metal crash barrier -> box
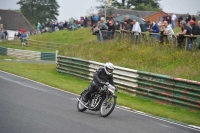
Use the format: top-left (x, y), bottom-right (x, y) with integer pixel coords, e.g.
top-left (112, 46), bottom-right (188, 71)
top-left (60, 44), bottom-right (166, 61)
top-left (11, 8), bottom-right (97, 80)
top-left (0, 46), bottom-right (58, 61)
top-left (57, 56), bottom-right (200, 110)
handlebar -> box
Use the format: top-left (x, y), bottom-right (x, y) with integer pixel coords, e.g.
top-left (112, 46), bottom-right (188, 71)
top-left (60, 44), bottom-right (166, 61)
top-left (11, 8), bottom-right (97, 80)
top-left (100, 82), bottom-right (108, 86)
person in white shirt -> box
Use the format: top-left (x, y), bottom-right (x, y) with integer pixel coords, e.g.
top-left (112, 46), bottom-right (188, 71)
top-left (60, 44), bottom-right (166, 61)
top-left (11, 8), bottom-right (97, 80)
top-left (171, 13), bottom-right (177, 29)
top-left (131, 20), bottom-right (141, 42)
top-left (160, 21), bottom-right (175, 44)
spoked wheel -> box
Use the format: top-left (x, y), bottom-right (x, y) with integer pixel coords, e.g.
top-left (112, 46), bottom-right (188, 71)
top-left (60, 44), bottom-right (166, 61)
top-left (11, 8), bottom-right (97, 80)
top-left (99, 95), bottom-right (116, 117)
top-left (77, 95), bottom-right (87, 112)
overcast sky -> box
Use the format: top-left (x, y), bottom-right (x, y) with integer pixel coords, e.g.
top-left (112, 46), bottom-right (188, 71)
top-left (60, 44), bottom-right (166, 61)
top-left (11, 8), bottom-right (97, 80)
top-left (1, 0), bottom-right (200, 21)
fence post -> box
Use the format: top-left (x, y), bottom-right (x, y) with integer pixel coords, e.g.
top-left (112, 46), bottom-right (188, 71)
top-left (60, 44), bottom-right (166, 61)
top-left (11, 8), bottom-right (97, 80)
top-left (185, 36), bottom-right (188, 51)
top-left (148, 34), bottom-right (150, 46)
top-left (99, 31), bottom-right (103, 42)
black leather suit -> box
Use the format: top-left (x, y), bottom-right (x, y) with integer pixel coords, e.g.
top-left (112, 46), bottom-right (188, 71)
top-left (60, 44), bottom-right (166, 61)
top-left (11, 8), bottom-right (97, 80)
top-left (84, 67), bottom-right (115, 101)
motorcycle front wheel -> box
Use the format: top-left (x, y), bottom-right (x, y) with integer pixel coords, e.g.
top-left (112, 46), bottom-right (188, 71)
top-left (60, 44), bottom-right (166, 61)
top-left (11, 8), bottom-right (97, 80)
top-left (77, 95), bottom-right (87, 112)
top-left (99, 95), bottom-right (116, 117)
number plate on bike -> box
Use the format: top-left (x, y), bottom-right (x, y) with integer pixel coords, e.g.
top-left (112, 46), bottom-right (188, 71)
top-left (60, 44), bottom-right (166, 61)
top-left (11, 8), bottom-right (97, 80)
top-left (108, 85), bottom-right (116, 93)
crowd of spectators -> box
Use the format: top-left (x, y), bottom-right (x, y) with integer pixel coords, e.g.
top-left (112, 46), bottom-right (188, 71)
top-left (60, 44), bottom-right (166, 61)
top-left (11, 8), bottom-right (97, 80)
top-left (89, 12), bottom-right (200, 50)
top-left (2, 11), bottom-right (200, 50)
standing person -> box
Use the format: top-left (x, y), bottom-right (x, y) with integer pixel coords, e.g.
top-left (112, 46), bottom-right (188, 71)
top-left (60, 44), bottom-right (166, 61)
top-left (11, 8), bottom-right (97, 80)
top-left (189, 20), bottom-right (200, 49)
top-left (92, 21), bottom-right (108, 35)
top-left (14, 30), bottom-right (19, 38)
top-left (41, 23), bottom-right (45, 33)
top-left (90, 14), bottom-right (94, 27)
top-left (159, 21), bottom-right (175, 44)
top-left (122, 20), bottom-right (130, 31)
top-left (185, 13), bottom-right (191, 25)
top-left (20, 31), bottom-right (28, 46)
top-left (36, 22), bottom-right (41, 33)
top-left (0, 28), bottom-right (5, 40)
top-left (21, 28), bottom-right (25, 34)
top-left (129, 20), bottom-right (134, 31)
top-left (84, 16), bottom-right (88, 27)
top-left (131, 19), bottom-right (141, 41)
top-left (176, 20), bottom-right (192, 48)
top-left (124, 15), bottom-right (132, 24)
top-left (93, 14), bottom-right (99, 26)
top-left (191, 15), bottom-right (196, 22)
top-left (171, 13), bottom-right (177, 29)
top-left (166, 14), bottom-right (171, 24)
top-left (69, 18), bottom-right (74, 30)
top-left (178, 15), bottom-right (183, 27)
top-left (108, 20), bottom-right (116, 39)
top-left (3, 29), bottom-right (8, 39)
top-left (82, 62), bottom-right (115, 103)
top-left (108, 20), bottom-right (116, 33)
top-left (120, 15), bottom-right (132, 31)
top-left (146, 20), bottom-right (160, 38)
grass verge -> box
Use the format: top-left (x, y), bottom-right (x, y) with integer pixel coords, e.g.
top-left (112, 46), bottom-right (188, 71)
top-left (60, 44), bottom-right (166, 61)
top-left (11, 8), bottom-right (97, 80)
top-left (0, 60), bottom-right (199, 126)
top-left (58, 40), bottom-right (200, 81)
top-left (29, 28), bottom-right (96, 45)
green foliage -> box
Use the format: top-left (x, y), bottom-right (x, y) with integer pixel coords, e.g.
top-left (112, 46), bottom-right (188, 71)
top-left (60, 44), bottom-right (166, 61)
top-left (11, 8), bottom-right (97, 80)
top-left (134, 3), bottom-right (161, 11)
top-left (111, 0), bottom-right (161, 11)
top-left (17, 0), bottom-right (60, 26)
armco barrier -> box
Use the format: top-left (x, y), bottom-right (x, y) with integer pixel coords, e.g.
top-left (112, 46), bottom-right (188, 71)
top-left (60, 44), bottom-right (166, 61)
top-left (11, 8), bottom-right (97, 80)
top-left (41, 52), bottom-right (56, 61)
top-left (0, 46), bottom-right (7, 55)
top-left (0, 46), bottom-right (57, 61)
top-left (137, 71), bottom-right (200, 109)
top-left (57, 56), bottom-right (200, 110)
top-left (56, 56), bottom-right (138, 93)
top-left (7, 48), bottom-right (41, 60)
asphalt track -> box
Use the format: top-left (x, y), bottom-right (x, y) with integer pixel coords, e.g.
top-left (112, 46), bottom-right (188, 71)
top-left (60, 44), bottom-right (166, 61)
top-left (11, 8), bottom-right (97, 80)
top-left (0, 70), bottom-right (199, 133)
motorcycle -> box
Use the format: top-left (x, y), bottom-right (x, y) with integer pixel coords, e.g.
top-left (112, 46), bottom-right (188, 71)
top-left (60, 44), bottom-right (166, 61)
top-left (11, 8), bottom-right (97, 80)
top-left (77, 82), bottom-right (117, 117)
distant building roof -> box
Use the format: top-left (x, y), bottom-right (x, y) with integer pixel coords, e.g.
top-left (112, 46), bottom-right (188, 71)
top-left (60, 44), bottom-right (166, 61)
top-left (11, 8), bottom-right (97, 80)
top-left (0, 9), bottom-right (34, 31)
top-left (113, 9), bottom-right (157, 19)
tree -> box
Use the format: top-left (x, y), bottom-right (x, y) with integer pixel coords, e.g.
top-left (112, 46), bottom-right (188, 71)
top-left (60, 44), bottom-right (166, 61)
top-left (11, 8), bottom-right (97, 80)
top-left (17, 0), bottom-right (60, 26)
top-left (134, 3), bottom-right (161, 11)
top-left (96, 0), bottom-right (115, 17)
top-left (111, 0), bottom-right (161, 11)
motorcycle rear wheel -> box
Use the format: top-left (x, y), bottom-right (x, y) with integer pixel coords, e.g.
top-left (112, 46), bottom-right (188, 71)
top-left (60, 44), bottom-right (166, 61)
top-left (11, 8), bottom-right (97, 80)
top-left (99, 95), bottom-right (116, 117)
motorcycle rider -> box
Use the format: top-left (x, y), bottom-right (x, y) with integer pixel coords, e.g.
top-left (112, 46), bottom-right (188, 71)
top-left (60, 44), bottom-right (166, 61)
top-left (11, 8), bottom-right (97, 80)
top-left (83, 62), bottom-right (115, 102)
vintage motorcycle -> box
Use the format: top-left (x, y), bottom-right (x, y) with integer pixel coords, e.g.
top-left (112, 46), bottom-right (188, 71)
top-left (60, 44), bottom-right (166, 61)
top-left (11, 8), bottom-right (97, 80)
top-left (77, 82), bottom-right (117, 117)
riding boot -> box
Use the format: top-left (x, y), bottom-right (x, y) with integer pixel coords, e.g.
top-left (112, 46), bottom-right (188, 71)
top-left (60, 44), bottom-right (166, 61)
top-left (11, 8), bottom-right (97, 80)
top-left (82, 87), bottom-right (92, 102)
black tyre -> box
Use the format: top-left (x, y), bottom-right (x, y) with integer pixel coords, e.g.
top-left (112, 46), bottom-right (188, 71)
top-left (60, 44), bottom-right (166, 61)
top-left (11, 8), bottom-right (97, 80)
top-left (99, 95), bottom-right (116, 117)
top-left (77, 95), bottom-right (87, 112)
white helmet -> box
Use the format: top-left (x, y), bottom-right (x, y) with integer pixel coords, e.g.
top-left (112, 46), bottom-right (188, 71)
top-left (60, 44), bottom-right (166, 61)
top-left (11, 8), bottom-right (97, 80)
top-left (104, 62), bottom-right (114, 75)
